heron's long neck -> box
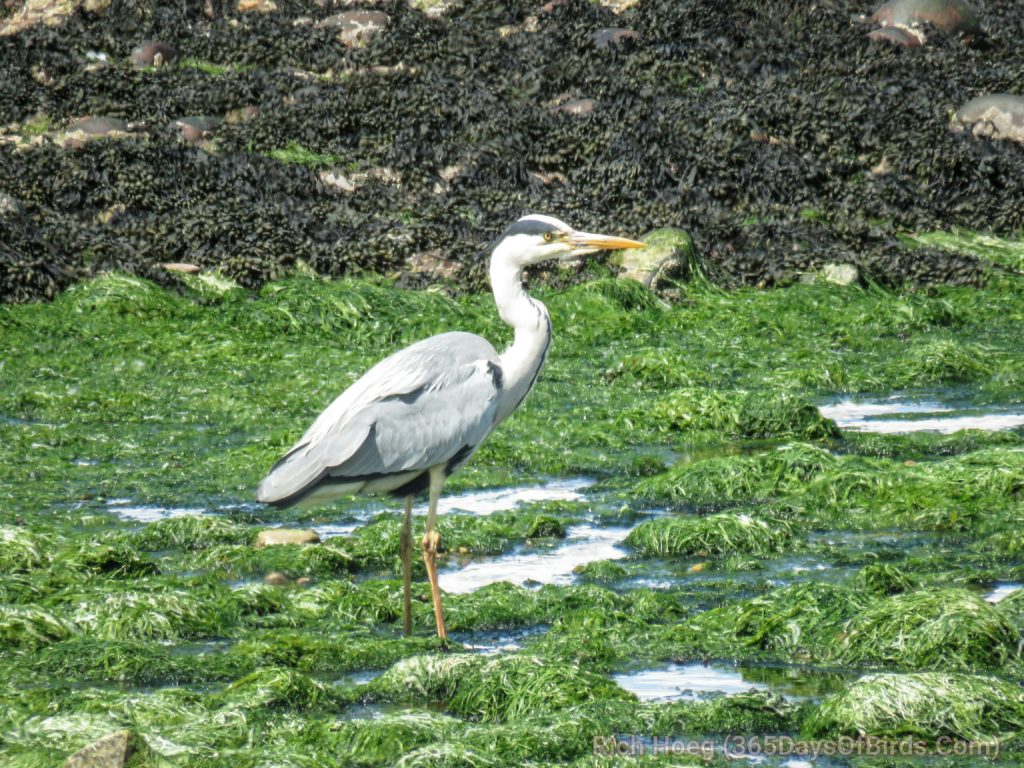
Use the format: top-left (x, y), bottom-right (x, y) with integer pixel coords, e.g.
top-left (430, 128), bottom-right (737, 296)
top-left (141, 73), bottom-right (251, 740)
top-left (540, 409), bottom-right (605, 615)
top-left (490, 258), bottom-right (552, 426)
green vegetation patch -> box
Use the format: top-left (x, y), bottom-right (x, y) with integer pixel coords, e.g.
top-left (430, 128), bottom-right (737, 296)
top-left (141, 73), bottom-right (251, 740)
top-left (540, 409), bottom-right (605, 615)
top-left (635, 443), bottom-right (835, 506)
top-left (625, 512), bottom-right (793, 557)
top-left (641, 387), bottom-right (840, 441)
top-left (679, 583), bottom-right (867, 660)
top-left (806, 672), bottom-right (1024, 740)
top-left (366, 652), bottom-right (634, 722)
top-left (838, 588), bottom-right (1020, 670)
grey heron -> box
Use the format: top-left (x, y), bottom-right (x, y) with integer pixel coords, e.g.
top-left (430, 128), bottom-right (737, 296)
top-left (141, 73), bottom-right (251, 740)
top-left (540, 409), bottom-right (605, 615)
top-left (256, 214), bottom-right (645, 639)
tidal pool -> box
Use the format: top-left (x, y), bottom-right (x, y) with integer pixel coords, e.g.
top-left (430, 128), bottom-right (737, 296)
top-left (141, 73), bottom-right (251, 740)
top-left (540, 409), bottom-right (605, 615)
top-left (613, 662), bottom-right (769, 702)
top-left (820, 395), bottom-right (1024, 434)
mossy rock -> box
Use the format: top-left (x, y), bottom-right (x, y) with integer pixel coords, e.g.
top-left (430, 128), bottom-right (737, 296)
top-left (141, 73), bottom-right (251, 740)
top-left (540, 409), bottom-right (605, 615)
top-left (613, 227), bottom-right (697, 289)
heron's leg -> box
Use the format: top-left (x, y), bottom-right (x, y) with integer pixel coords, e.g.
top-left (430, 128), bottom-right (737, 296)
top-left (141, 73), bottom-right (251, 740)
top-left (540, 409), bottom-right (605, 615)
top-left (421, 465), bottom-right (448, 641)
top-left (400, 495), bottom-right (413, 637)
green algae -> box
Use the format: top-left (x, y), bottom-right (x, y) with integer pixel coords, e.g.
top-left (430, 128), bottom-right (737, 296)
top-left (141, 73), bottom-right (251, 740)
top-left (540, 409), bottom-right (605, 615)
top-left (806, 672), bottom-right (1024, 740)
top-left (3, 264), bottom-right (1024, 765)
top-left (625, 512), bottom-right (793, 557)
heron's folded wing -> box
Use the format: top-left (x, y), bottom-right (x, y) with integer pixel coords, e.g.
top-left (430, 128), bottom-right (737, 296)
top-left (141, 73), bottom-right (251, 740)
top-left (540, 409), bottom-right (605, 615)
top-left (257, 332), bottom-right (500, 504)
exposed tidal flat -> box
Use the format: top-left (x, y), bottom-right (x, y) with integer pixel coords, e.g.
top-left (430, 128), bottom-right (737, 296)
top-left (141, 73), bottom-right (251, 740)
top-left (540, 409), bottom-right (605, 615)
top-left (1, 250), bottom-right (1024, 766)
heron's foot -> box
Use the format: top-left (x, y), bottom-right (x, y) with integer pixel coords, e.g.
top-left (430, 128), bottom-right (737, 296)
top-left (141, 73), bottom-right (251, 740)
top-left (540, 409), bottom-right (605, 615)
top-left (421, 529), bottom-right (442, 555)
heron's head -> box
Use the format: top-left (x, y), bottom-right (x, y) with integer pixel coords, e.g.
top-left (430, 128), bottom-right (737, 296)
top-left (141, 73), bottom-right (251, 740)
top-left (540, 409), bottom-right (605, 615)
top-left (492, 214), bottom-right (645, 269)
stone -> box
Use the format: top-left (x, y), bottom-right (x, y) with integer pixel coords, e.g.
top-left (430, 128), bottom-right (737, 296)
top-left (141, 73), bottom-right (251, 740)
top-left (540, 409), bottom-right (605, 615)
top-left (614, 227), bottom-right (694, 288)
top-left (802, 263), bottom-right (860, 285)
top-left (130, 41), bottom-right (179, 69)
top-left (224, 105), bottom-right (260, 125)
top-left (320, 169), bottom-right (357, 192)
top-left (591, 27), bottom-right (640, 50)
top-left (63, 729), bottom-right (170, 768)
top-left (255, 529), bottom-right (321, 547)
top-left (160, 262), bottom-right (201, 273)
top-left (551, 98), bottom-right (595, 116)
top-left (867, 26), bottom-right (924, 46)
top-left (264, 571), bottom-right (291, 585)
top-left (1, 0), bottom-right (79, 36)
top-left (317, 11), bottom-right (390, 46)
top-left (872, 0), bottom-right (978, 34)
top-left (951, 94), bottom-right (1024, 144)
top-left (237, 0), bottom-right (277, 12)
top-left (69, 116), bottom-right (129, 135)
top-left (168, 116), bottom-right (221, 144)
top-left (819, 263), bottom-right (859, 286)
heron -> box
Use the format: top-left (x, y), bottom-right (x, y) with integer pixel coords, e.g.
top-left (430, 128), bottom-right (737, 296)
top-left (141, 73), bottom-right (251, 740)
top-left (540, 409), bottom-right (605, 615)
top-left (256, 214), bottom-right (645, 639)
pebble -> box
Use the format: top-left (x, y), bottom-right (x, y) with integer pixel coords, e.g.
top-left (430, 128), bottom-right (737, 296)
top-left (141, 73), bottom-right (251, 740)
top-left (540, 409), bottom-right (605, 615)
top-left (255, 529), bottom-right (321, 547)
top-left (130, 41), bottom-right (179, 69)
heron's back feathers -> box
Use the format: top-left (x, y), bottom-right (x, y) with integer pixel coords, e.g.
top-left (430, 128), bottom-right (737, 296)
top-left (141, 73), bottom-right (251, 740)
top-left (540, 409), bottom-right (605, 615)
top-left (256, 332), bottom-right (502, 506)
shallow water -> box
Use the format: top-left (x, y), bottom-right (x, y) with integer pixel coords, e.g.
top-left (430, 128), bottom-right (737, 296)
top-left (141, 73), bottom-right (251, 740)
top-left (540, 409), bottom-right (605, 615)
top-left (106, 499), bottom-right (206, 523)
top-left (440, 524), bottom-right (631, 594)
top-left (820, 395), bottom-right (1024, 434)
top-left (614, 662), bottom-right (769, 702)
top-left (428, 477), bottom-right (594, 516)
top-left (985, 582), bottom-right (1021, 603)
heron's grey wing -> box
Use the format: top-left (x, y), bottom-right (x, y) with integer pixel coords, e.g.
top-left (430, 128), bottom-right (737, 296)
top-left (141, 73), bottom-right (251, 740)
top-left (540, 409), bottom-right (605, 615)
top-left (257, 332), bottom-right (501, 505)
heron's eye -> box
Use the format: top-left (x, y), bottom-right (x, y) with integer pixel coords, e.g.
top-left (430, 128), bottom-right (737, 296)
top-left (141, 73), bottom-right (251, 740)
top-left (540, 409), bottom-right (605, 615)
top-left (543, 232), bottom-right (555, 243)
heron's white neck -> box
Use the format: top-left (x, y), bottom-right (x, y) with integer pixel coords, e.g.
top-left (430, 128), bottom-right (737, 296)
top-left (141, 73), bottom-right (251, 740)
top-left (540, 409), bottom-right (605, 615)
top-left (489, 255), bottom-right (552, 425)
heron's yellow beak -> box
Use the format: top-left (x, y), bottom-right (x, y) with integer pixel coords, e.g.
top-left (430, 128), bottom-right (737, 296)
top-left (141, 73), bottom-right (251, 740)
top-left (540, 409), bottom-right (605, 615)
top-left (569, 231), bottom-right (647, 257)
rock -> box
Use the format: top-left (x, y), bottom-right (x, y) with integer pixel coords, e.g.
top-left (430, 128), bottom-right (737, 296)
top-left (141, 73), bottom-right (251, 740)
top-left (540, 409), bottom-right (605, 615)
top-left (255, 529), bottom-right (321, 547)
top-left (69, 116), bottom-right (129, 135)
top-left (63, 729), bottom-right (170, 768)
top-left (551, 98), bottom-right (595, 116)
top-left (130, 41), bottom-right (179, 69)
top-left (801, 263), bottom-right (860, 285)
top-left (1, 0), bottom-right (82, 36)
top-left (264, 571), bottom-right (291, 585)
top-left (867, 26), bottom-right (924, 46)
top-left (160, 262), bottom-right (200, 273)
top-left (294, 576), bottom-right (312, 586)
top-left (238, 0), bottom-right (276, 12)
top-left (592, 27), bottom-right (640, 50)
top-left (614, 227), bottom-right (694, 289)
top-left (951, 94), bottom-right (1024, 144)
top-left (404, 250), bottom-right (460, 281)
top-left (872, 0), bottom-right (978, 34)
top-left (820, 263), bottom-right (860, 286)
top-left (167, 116), bottom-right (221, 144)
top-left (225, 105), bottom-right (260, 125)
top-left (317, 10), bottom-right (390, 46)
top-left (319, 169), bottom-right (357, 192)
